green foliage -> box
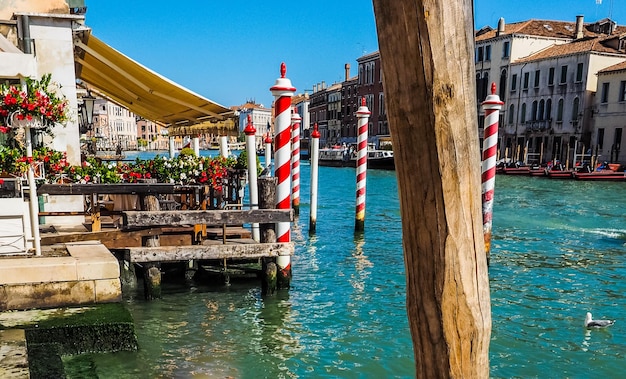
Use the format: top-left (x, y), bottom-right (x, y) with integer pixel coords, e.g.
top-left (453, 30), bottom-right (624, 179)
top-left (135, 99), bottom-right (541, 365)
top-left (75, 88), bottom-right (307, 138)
top-left (236, 150), bottom-right (263, 175)
top-left (179, 147), bottom-right (195, 156)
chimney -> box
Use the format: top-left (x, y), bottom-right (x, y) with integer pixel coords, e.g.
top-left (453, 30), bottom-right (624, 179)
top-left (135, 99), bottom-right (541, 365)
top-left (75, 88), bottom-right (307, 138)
top-left (497, 17), bottom-right (505, 36)
top-left (575, 15), bottom-right (584, 39)
top-left (345, 63), bottom-right (351, 82)
top-left (322, 81), bottom-right (326, 89)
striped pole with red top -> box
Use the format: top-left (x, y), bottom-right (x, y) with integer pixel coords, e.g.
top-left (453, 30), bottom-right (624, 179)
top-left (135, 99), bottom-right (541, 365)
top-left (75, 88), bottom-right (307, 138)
top-left (291, 108), bottom-right (302, 215)
top-left (481, 82), bottom-right (504, 265)
top-left (244, 114), bottom-right (260, 241)
top-left (270, 62), bottom-right (296, 288)
top-left (309, 123), bottom-right (321, 233)
top-left (264, 132), bottom-right (272, 171)
top-left (355, 97), bottom-right (370, 232)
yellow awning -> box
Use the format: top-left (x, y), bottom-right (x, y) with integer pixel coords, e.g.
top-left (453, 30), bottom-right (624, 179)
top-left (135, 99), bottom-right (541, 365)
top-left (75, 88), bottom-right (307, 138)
top-left (73, 33), bottom-right (236, 133)
top-left (168, 118), bottom-right (239, 137)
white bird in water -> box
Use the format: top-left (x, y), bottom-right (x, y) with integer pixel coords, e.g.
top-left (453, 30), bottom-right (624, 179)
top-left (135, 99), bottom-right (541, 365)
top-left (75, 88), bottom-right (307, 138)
top-left (585, 312), bottom-right (615, 328)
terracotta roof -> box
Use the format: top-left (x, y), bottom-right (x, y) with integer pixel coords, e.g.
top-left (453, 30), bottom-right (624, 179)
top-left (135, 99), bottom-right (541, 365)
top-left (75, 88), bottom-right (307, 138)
top-left (598, 60), bottom-right (626, 74)
top-left (515, 34), bottom-right (626, 63)
top-left (475, 19), bottom-right (623, 42)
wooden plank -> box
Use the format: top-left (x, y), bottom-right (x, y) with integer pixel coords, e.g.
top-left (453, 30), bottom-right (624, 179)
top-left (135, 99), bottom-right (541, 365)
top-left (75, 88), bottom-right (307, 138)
top-left (38, 183), bottom-right (198, 195)
top-left (122, 209), bottom-right (293, 228)
top-left (40, 228), bottom-right (163, 245)
top-left (125, 242), bottom-right (294, 263)
top-left (205, 227), bottom-right (251, 239)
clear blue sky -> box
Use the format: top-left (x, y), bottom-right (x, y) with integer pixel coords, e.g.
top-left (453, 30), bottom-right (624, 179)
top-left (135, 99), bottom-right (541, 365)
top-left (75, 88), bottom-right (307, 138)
top-left (85, 0), bottom-right (624, 109)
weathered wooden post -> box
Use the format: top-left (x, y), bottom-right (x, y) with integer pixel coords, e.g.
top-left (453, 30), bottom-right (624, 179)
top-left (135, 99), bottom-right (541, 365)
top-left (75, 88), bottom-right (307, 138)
top-left (291, 108), bottom-right (302, 215)
top-left (244, 114), bottom-right (260, 241)
top-left (309, 123), bottom-right (321, 234)
top-left (270, 62), bottom-right (295, 289)
top-left (142, 194), bottom-right (161, 300)
top-left (265, 133), bottom-right (273, 171)
top-left (258, 176), bottom-right (277, 295)
top-left (481, 83), bottom-right (503, 265)
top-left (372, 1), bottom-right (492, 377)
top-left (354, 97), bottom-right (370, 232)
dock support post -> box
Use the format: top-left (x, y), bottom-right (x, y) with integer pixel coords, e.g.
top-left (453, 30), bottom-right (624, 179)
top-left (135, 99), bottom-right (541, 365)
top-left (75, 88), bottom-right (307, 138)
top-left (309, 123), bottom-right (320, 234)
top-left (291, 108), bottom-right (302, 215)
top-left (142, 195), bottom-right (161, 300)
top-left (270, 62), bottom-right (296, 290)
top-left (220, 136), bottom-right (229, 158)
top-left (355, 98), bottom-right (370, 232)
top-left (258, 176), bottom-right (278, 296)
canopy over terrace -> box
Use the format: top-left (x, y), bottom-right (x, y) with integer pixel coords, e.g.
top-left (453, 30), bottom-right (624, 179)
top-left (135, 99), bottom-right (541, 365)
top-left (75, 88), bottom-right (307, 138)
top-left (73, 30), bottom-right (236, 134)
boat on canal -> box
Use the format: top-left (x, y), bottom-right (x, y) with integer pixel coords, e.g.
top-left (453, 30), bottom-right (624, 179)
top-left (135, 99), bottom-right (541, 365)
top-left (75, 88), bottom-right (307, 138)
top-left (318, 143), bottom-right (395, 170)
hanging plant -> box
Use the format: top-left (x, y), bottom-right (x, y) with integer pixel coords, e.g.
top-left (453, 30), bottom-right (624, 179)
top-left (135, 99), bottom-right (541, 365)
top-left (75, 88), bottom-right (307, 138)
top-left (0, 73), bottom-right (69, 135)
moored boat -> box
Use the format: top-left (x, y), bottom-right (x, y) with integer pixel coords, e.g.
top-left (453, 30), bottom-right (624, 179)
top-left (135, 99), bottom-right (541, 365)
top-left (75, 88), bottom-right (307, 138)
top-left (573, 170), bottom-right (626, 181)
top-left (318, 144), bottom-right (395, 170)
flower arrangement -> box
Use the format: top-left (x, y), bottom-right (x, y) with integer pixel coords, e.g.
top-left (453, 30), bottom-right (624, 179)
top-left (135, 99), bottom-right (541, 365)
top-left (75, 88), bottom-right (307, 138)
top-left (0, 74), bottom-right (69, 133)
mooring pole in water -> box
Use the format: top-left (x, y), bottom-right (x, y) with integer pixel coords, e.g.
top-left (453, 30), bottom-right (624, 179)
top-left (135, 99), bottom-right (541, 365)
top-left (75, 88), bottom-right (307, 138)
top-left (265, 133), bottom-right (273, 171)
top-left (309, 123), bottom-right (321, 234)
top-left (192, 135), bottom-right (200, 156)
top-left (481, 83), bottom-right (504, 265)
top-left (220, 135), bottom-right (229, 158)
top-left (169, 136), bottom-right (176, 158)
top-left (270, 62), bottom-right (295, 289)
top-left (291, 108), bottom-right (302, 215)
top-left (244, 114), bottom-right (260, 242)
top-left (355, 97), bottom-right (370, 232)
top-left (142, 195), bottom-right (161, 300)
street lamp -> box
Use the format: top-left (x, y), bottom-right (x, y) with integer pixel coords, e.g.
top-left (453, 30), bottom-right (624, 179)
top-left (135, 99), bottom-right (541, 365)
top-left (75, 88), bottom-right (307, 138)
top-left (79, 91), bottom-right (96, 135)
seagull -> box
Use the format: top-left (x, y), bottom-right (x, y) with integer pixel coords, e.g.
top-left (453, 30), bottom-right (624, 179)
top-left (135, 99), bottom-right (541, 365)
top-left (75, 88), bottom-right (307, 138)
top-left (585, 312), bottom-right (615, 328)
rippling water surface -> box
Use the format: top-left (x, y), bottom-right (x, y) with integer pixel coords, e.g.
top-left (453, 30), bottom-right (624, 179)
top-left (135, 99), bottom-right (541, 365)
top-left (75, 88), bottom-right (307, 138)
top-left (73, 152), bottom-right (625, 378)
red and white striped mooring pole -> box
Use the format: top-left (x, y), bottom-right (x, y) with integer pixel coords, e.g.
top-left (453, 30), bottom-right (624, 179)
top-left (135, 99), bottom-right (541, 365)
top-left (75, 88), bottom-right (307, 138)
top-left (291, 108), bottom-right (302, 215)
top-left (270, 62), bottom-right (295, 288)
top-left (309, 123), bottom-right (320, 233)
top-left (355, 97), bottom-right (370, 232)
top-left (481, 83), bottom-right (504, 265)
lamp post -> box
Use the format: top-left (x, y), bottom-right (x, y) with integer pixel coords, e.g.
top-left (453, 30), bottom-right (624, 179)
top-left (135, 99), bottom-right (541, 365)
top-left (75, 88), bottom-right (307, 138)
top-left (80, 91), bottom-right (96, 154)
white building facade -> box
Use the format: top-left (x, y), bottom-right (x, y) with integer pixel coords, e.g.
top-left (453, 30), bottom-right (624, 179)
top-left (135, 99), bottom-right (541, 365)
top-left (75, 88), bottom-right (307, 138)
top-left (593, 61), bottom-right (626, 163)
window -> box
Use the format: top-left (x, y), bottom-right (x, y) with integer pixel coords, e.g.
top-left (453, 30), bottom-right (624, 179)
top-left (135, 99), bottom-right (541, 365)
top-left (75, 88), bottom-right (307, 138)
top-left (572, 97), bottom-right (580, 121)
top-left (508, 104), bottom-right (515, 124)
top-left (597, 128), bottom-right (605, 149)
top-left (477, 46), bottom-right (484, 62)
top-left (511, 74), bottom-right (518, 91)
top-left (560, 65), bottom-right (568, 84)
top-left (523, 72), bottom-right (530, 89)
top-left (534, 70), bottom-right (540, 88)
top-left (601, 82), bottom-right (610, 103)
top-left (538, 100), bottom-right (545, 120)
top-left (521, 103), bottom-right (527, 123)
top-left (502, 41), bottom-right (510, 58)
top-left (546, 99), bottom-right (552, 120)
top-left (576, 63), bottom-right (584, 82)
top-left (531, 101), bottom-right (538, 121)
top-left (499, 69), bottom-right (507, 99)
top-left (548, 67), bottom-right (555, 86)
top-left (619, 81), bottom-right (626, 102)
top-left (557, 99), bottom-right (564, 121)
top-left (485, 45), bottom-right (491, 61)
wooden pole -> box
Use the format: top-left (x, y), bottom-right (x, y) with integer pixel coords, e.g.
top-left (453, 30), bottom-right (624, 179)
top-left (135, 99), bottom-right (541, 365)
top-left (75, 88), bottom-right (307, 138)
top-left (258, 176), bottom-right (277, 296)
top-left (142, 194), bottom-right (161, 300)
top-left (372, 1), bottom-right (491, 377)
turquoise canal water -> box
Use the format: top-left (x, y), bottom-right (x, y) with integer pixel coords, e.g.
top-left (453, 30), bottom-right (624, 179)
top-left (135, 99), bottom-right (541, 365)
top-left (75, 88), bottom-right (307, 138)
top-left (75, 151), bottom-right (625, 378)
